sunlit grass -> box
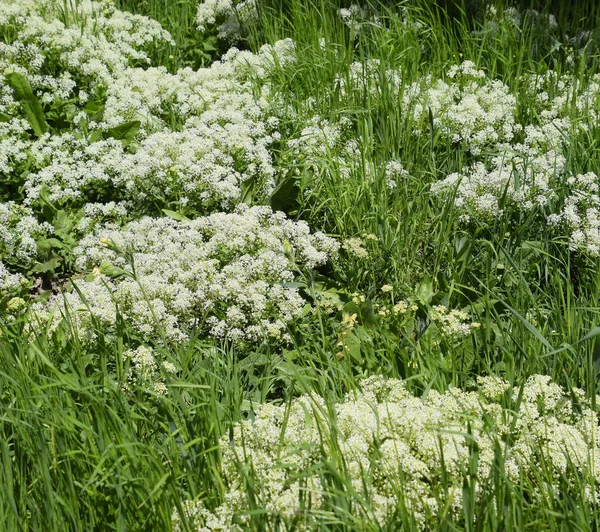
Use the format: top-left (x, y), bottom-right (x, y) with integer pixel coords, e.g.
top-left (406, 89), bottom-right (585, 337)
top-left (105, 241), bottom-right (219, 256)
top-left (3, 0), bottom-right (600, 529)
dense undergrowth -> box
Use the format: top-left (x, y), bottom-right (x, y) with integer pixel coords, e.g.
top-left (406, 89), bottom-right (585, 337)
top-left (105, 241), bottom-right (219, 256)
top-left (3, 0), bottom-right (600, 529)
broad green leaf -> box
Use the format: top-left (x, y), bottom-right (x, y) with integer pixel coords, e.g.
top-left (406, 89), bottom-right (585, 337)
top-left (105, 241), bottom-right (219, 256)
top-left (416, 277), bottom-right (434, 304)
top-left (345, 331), bottom-right (362, 362)
top-left (83, 99), bottom-right (105, 117)
top-left (161, 209), bottom-right (190, 222)
top-left (104, 120), bottom-right (141, 145)
top-left (270, 175), bottom-right (300, 213)
top-left (5, 71), bottom-right (48, 136)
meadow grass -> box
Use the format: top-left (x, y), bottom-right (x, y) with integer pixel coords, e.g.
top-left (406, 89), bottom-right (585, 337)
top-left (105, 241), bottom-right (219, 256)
top-left (3, 0), bottom-right (600, 529)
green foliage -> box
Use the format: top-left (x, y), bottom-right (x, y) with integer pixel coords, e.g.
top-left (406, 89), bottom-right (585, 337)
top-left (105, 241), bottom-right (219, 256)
top-left (5, 71), bottom-right (49, 136)
top-left (4, 0), bottom-right (600, 529)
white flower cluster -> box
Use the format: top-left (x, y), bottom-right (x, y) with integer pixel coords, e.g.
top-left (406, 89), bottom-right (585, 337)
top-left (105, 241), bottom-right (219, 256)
top-left (21, 57), bottom-right (292, 211)
top-left (431, 125), bottom-right (567, 220)
top-left (429, 305), bottom-right (480, 338)
top-left (30, 206), bottom-right (338, 344)
top-left (0, 0), bottom-right (296, 218)
top-left (24, 116), bottom-right (278, 210)
top-left (196, 0), bottom-right (258, 42)
top-left (123, 345), bottom-right (177, 396)
top-left (406, 61), bottom-right (519, 155)
top-left (0, 201), bottom-right (52, 269)
top-left (385, 159), bottom-right (410, 190)
top-left (76, 201), bottom-right (131, 234)
top-left (0, 0), bottom-right (173, 92)
top-left (338, 4), bottom-right (374, 36)
top-left (427, 66), bottom-right (582, 222)
top-left (174, 375), bottom-right (600, 531)
top-left (0, 262), bottom-right (25, 291)
top-left (548, 172), bottom-right (600, 255)
top-left (342, 236), bottom-right (369, 258)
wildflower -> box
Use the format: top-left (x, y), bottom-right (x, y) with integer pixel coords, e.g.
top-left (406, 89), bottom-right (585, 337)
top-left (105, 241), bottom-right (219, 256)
top-left (343, 237), bottom-right (369, 258)
top-left (6, 297), bottom-right (26, 313)
top-left (175, 375), bottom-right (600, 531)
top-left (29, 207), bottom-right (339, 345)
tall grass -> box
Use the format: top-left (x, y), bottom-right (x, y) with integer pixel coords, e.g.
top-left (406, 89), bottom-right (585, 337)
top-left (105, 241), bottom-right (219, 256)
top-left (4, 0), bottom-right (600, 529)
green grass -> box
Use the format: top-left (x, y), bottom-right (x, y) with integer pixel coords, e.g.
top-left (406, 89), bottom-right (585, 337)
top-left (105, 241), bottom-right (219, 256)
top-left (4, 0), bottom-right (600, 529)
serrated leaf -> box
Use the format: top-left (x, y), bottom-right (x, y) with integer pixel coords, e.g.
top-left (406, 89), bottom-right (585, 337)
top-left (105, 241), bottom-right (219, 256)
top-left (31, 258), bottom-right (61, 274)
top-left (5, 71), bottom-right (48, 136)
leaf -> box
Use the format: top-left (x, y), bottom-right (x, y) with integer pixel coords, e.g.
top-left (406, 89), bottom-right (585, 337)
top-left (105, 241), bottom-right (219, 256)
top-left (36, 237), bottom-right (65, 252)
top-left (83, 99), bottom-right (105, 118)
top-left (345, 331), bottom-right (362, 362)
top-left (161, 209), bottom-right (190, 222)
top-left (278, 281), bottom-right (307, 289)
top-left (416, 277), bottom-right (434, 304)
top-left (5, 71), bottom-right (48, 136)
top-left (31, 258), bottom-right (61, 274)
top-left (499, 299), bottom-right (553, 351)
top-left (428, 105), bottom-right (435, 149)
top-left (240, 174), bottom-right (258, 205)
top-left (104, 120), bottom-right (141, 145)
top-left (574, 325), bottom-right (600, 347)
top-left (53, 209), bottom-right (71, 232)
top-left (203, 36), bottom-right (218, 52)
top-left (300, 304), bottom-right (312, 318)
top-left (359, 300), bottom-right (378, 327)
top-left (270, 175), bottom-right (300, 213)
top-left (99, 261), bottom-right (134, 279)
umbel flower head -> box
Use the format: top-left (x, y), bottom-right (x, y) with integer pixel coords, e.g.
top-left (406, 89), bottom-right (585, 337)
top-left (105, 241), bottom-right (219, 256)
top-left (29, 206), bottom-right (338, 345)
top-left (174, 375), bottom-right (600, 531)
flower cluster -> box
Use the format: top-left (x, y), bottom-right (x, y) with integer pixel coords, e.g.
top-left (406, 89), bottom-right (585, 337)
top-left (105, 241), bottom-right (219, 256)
top-left (429, 304), bottom-right (480, 338)
top-left (548, 172), bottom-right (600, 255)
top-left (123, 345), bottom-right (177, 396)
top-left (174, 375), bottom-right (600, 530)
top-left (19, 57), bottom-right (288, 212)
top-left (427, 65), bottom-right (581, 222)
top-left (0, 262), bottom-right (25, 292)
top-left (338, 4), bottom-right (379, 37)
top-left (196, 0), bottom-right (258, 43)
top-left (0, 202), bottom-right (52, 269)
top-left (0, 0), bottom-right (173, 93)
top-left (29, 206), bottom-right (338, 344)
top-left (406, 61), bottom-right (519, 155)
top-left (0, 201), bottom-right (53, 290)
top-left (0, 0), bottom-right (298, 221)
top-left (0, 0), bottom-right (329, 351)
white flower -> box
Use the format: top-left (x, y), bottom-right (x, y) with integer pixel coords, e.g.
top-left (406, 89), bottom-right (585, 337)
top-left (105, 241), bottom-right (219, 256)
top-left (30, 206), bottom-right (338, 345)
top-left (175, 375), bottom-right (600, 530)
